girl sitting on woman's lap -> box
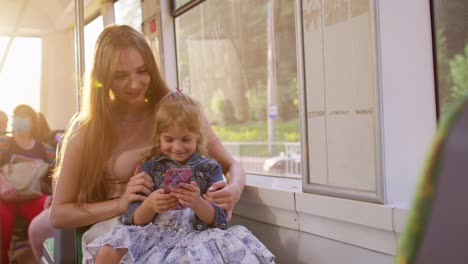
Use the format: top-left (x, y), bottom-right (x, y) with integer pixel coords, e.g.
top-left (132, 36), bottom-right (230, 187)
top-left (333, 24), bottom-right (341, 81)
top-left (87, 92), bottom-right (274, 263)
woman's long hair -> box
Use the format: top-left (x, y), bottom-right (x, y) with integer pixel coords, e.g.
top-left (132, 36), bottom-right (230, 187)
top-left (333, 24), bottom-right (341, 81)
top-left (55, 25), bottom-right (170, 205)
top-left (144, 92), bottom-right (208, 161)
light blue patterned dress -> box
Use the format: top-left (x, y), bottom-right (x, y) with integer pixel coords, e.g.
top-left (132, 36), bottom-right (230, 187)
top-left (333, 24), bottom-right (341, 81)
top-left (85, 153), bottom-right (275, 263)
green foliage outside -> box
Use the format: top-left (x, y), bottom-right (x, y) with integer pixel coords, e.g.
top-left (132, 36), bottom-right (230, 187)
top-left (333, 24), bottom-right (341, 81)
top-left (212, 118), bottom-right (300, 156)
top-left (212, 118), bottom-right (299, 142)
top-left (449, 44), bottom-right (468, 99)
top-left (436, 27), bottom-right (468, 115)
top-left (435, 29), bottom-right (450, 114)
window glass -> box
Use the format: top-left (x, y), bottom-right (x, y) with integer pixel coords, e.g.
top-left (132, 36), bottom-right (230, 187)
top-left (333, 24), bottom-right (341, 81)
top-left (0, 37), bottom-right (42, 122)
top-left (301, 0), bottom-right (382, 202)
top-left (115, 0), bottom-right (142, 32)
top-left (175, 0), bottom-right (300, 178)
top-left (0, 37), bottom-right (9, 57)
top-left (432, 1), bottom-right (468, 116)
top-left (84, 16), bottom-right (104, 73)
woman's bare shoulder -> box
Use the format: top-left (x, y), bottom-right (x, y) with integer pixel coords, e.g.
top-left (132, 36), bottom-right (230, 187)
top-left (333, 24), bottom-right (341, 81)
top-left (63, 115), bottom-right (86, 145)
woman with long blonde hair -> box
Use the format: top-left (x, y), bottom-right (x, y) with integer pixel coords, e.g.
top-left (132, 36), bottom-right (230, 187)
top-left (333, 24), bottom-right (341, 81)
top-left (49, 25), bottom-right (245, 257)
top-left (86, 92), bottom-right (273, 263)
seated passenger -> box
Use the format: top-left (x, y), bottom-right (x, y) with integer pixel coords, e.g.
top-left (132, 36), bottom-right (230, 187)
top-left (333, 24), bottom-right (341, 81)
top-left (0, 104), bottom-right (55, 264)
top-left (50, 25), bottom-right (245, 261)
top-left (28, 112), bottom-right (56, 262)
top-left (395, 96), bottom-right (468, 263)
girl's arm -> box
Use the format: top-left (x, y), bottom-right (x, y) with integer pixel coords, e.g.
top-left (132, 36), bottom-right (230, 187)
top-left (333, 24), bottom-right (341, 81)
top-left (192, 194), bottom-right (215, 225)
top-left (133, 188), bottom-right (179, 225)
top-left (50, 130), bottom-right (152, 229)
top-left (175, 182), bottom-right (215, 225)
top-left (132, 201), bottom-right (155, 225)
top-left (174, 162), bottom-right (228, 229)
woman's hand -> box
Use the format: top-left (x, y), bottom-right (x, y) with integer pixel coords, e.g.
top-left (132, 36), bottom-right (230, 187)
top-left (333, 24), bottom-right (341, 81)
top-left (0, 181), bottom-right (18, 201)
top-left (203, 181), bottom-right (241, 221)
top-left (118, 170), bottom-right (153, 212)
top-left (171, 181), bottom-right (202, 210)
top-left (143, 189), bottom-right (178, 214)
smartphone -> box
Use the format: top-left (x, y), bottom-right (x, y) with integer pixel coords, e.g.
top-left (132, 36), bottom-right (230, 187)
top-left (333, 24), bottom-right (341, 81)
top-left (164, 168), bottom-right (193, 194)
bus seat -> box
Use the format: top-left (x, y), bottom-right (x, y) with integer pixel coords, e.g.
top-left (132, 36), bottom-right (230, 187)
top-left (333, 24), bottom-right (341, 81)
top-left (41, 126), bottom-right (86, 264)
top-left (396, 96), bottom-right (468, 263)
top-left (42, 227), bottom-right (89, 264)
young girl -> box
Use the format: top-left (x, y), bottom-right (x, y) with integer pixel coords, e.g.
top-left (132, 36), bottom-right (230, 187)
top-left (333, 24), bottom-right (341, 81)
top-left (86, 92), bottom-right (275, 263)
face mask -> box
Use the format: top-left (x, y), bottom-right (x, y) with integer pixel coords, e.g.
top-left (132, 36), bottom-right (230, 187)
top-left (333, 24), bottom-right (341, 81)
top-left (12, 117), bottom-right (31, 133)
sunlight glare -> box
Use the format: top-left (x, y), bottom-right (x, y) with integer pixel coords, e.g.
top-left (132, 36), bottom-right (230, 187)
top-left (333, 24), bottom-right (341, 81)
top-left (0, 37), bottom-right (41, 129)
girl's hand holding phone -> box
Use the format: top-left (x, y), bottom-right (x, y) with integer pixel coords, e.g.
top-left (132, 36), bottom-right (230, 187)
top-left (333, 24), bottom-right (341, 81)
top-left (143, 189), bottom-right (179, 214)
top-left (171, 182), bottom-right (203, 210)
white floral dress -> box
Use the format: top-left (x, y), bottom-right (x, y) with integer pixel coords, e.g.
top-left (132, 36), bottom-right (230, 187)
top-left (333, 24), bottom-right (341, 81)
top-left (85, 153), bottom-right (275, 263)
top-left (86, 208), bottom-right (274, 263)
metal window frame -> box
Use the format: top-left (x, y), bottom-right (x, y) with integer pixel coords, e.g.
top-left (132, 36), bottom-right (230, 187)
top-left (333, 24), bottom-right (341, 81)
top-left (171, 0), bottom-right (206, 17)
top-left (428, 1), bottom-right (440, 120)
top-left (296, 0), bottom-right (385, 204)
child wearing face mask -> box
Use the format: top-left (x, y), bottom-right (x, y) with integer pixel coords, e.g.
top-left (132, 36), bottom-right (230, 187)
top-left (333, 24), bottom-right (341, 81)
top-left (85, 92), bottom-right (275, 264)
top-left (0, 104), bottom-right (55, 264)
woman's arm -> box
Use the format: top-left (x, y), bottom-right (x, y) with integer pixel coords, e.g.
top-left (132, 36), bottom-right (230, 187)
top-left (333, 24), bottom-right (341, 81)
top-left (49, 135), bottom-right (129, 228)
top-left (202, 116), bottom-right (245, 218)
top-left (50, 124), bottom-right (153, 229)
top-left (190, 162), bottom-right (227, 228)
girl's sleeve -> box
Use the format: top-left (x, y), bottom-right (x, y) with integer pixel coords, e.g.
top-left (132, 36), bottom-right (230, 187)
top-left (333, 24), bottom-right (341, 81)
top-left (193, 161), bottom-right (228, 230)
top-left (120, 159), bottom-right (155, 225)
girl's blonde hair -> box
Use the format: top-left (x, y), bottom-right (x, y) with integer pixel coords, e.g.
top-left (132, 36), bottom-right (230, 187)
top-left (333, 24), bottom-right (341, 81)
top-left (144, 92), bottom-right (208, 161)
top-left (55, 25), bottom-right (170, 205)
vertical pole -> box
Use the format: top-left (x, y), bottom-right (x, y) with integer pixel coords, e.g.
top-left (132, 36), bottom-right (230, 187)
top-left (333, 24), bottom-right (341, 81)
top-left (74, 0), bottom-right (85, 111)
top-left (267, 0), bottom-right (277, 155)
top-left (100, 0), bottom-right (115, 26)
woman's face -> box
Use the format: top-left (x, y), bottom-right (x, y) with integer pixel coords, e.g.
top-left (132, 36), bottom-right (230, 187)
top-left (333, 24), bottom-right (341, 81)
top-left (110, 47), bottom-right (151, 106)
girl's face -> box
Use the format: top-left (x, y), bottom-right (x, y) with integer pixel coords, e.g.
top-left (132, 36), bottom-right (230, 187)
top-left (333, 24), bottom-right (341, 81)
top-left (160, 125), bottom-right (198, 165)
top-left (110, 47), bottom-right (151, 106)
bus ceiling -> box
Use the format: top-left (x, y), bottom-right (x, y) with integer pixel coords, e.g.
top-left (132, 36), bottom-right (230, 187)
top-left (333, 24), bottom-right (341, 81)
top-left (0, 0), bottom-right (100, 37)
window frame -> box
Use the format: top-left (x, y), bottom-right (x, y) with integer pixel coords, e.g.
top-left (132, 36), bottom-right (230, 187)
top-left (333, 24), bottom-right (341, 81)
top-left (296, 0), bottom-right (385, 203)
top-left (429, 0), bottom-right (441, 120)
top-left (171, 0), bottom-right (206, 17)
top-left (166, 0), bottom-right (386, 203)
